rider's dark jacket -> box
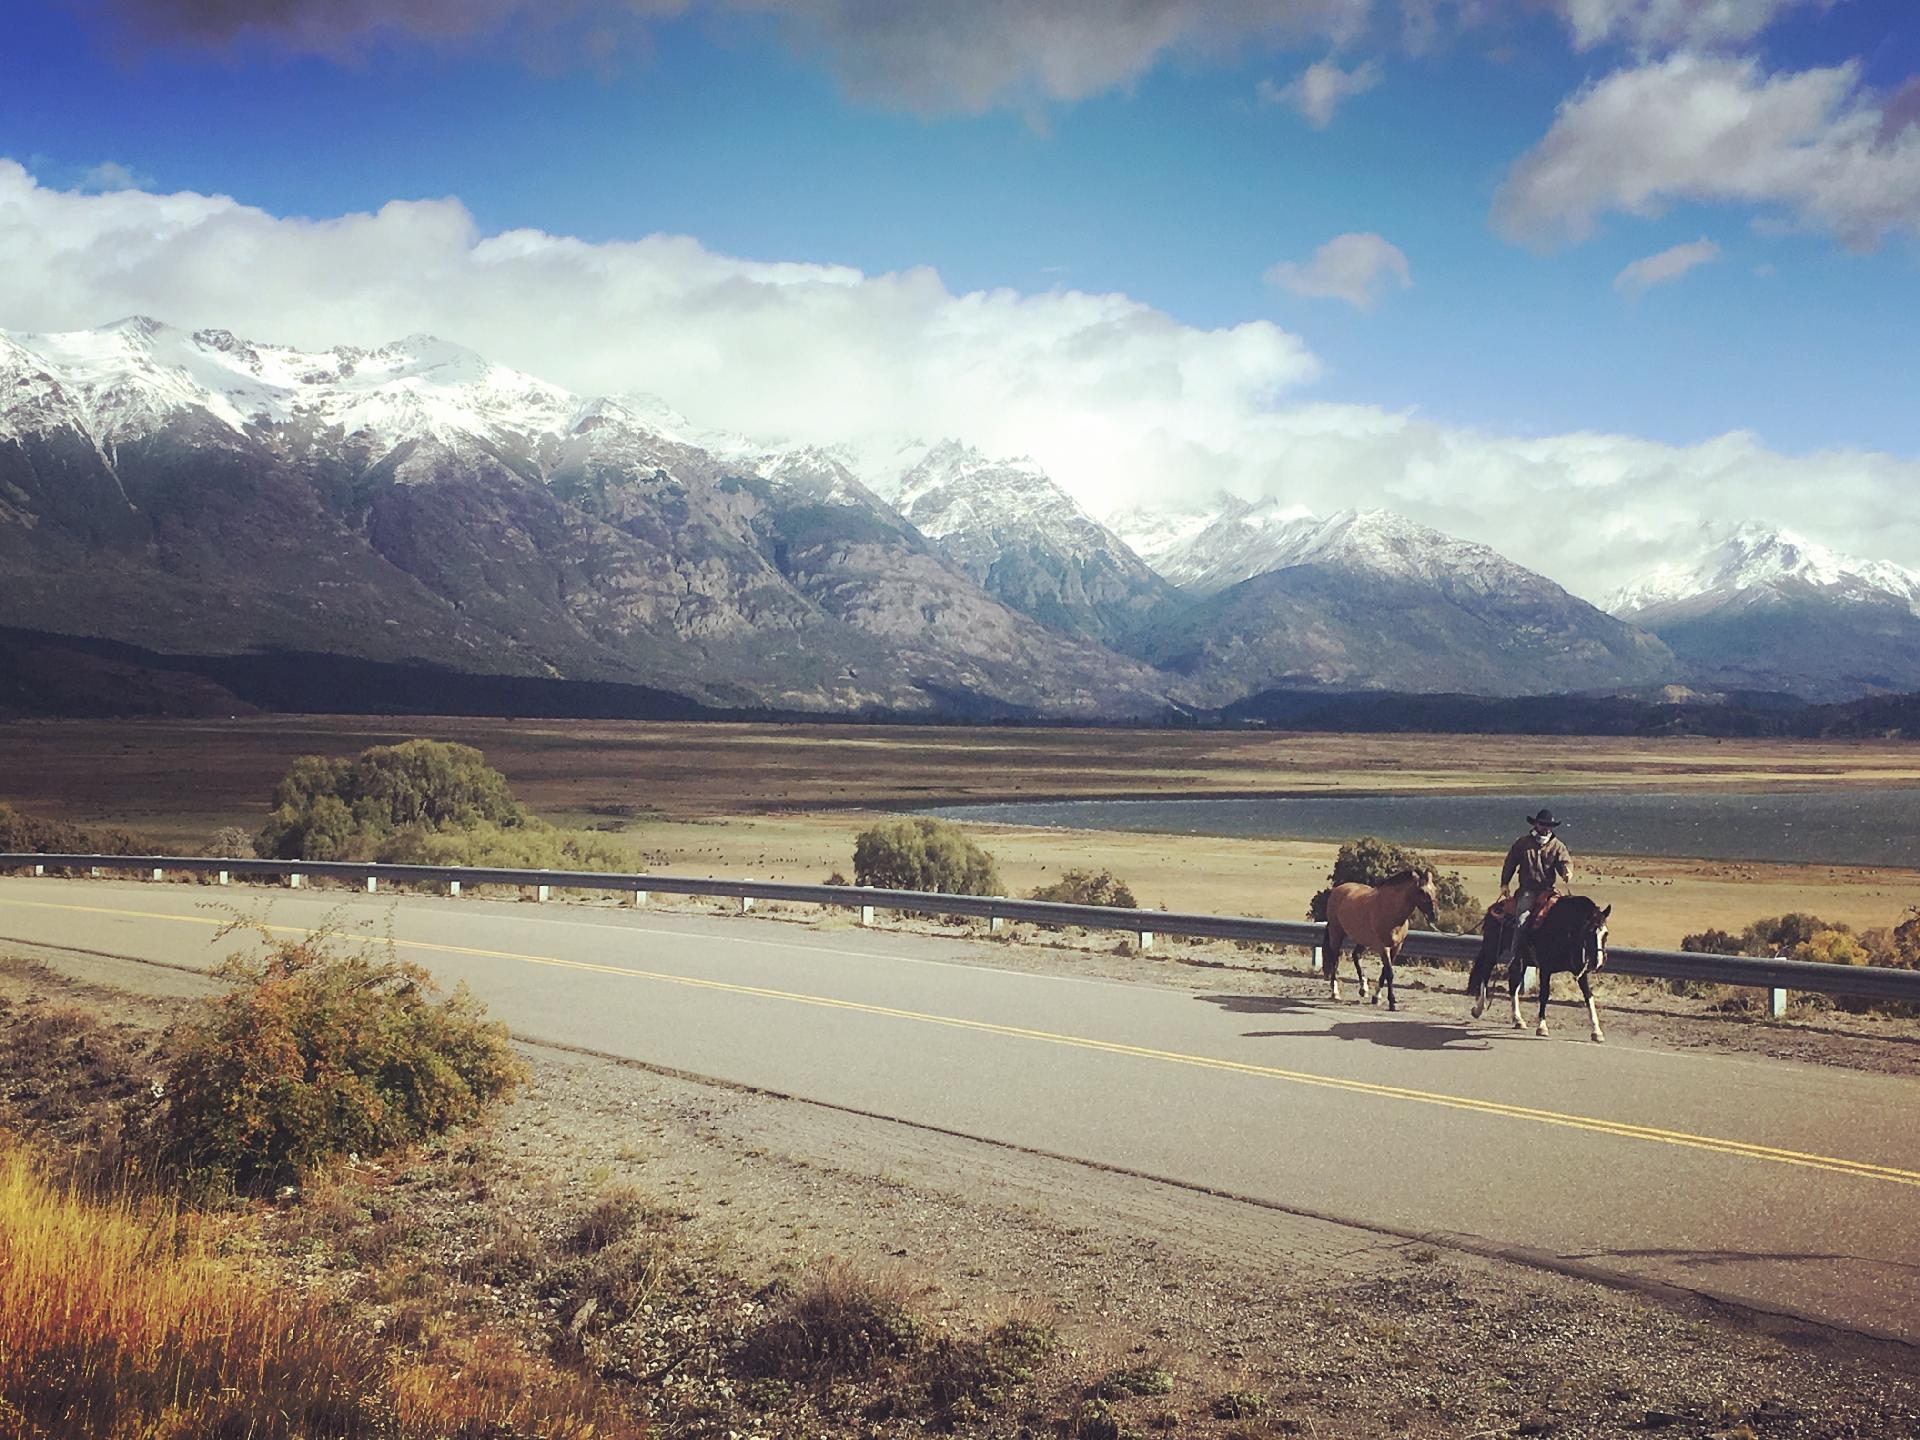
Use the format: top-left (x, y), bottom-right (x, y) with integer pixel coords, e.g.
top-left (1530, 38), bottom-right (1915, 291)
top-left (1501, 833), bottom-right (1571, 894)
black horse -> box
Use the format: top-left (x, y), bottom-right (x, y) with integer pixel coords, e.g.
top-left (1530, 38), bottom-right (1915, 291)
top-left (1466, 895), bottom-right (1613, 1042)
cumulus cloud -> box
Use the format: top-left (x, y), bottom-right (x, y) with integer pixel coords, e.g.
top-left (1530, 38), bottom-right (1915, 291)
top-left (1495, 54), bottom-right (1920, 250)
top-left (5, 161), bottom-right (1917, 599)
top-left (1265, 233), bottom-right (1412, 309)
top-left (1613, 235), bottom-right (1720, 295)
top-left (1555, 0), bottom-right (1828, 51)
top-left (1259, 57), bottom-right (1381, 126)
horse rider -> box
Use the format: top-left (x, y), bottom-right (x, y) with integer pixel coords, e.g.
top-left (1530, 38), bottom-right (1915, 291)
top-left (1499, 808), bottom-right (1571, 966)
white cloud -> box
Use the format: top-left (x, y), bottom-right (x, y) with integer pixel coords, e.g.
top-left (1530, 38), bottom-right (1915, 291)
top-left (1613, 235), bottom-right (1720, 295)
top-left (1555, 0), bottom-right (1828, 51)
top-left (1495, 54), bottom-right (1920, 250)
top-left (74, 160), bottom-right (158, 193)
top-left (1259, 57), bottom-right (1381, 127)
top-left (5, 161), bottom-right (1917, 601)
top-left (1265, 232), bottom-right (1412, 309)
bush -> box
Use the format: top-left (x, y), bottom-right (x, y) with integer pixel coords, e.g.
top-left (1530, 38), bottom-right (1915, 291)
top-left (157, 921), bottom-right (525, 1193)
top-left (0, 801), bottom-right (146, 857)
top-left (852, 818), bottom-right (1000, 896)
top-left (1792, 929), bottom-right (1871, 967)
top-left (255, 740), bottom-right (526, 861)
top-left (739, 1259), bottom-right (921, 1386)
top-left (1307, 837), bottom-right (1481, 934)
top-left (205, 824), bottom-right (258, 860)
top-left (373, 819), bottom-right (630, 873)
top-left (1028, 868), bottom-right (1138, 910)
top-left (1680, 927), bottom-right (1743, 955)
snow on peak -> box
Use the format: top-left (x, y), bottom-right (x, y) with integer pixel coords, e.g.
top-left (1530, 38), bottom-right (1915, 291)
top-left (1, 319), bottom-right (578, 450)
top-left (1115, 497), bottom-right (1542, 597)
top-left (892, 440), bottom-right (1104, 551)
top-left (1608, 525), bottom-right (1920, 619)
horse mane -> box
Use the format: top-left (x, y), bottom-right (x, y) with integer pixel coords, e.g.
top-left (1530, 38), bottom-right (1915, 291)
top-left (1379, 869), bottom-right (1419, 886)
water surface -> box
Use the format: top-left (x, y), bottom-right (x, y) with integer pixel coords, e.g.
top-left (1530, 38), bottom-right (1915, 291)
top-left (926, 789), bottom-right (1920, 868)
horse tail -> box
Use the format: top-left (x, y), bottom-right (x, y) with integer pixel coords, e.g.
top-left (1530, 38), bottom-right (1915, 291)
top-left (1321, 918), bottom-right (1341, 976)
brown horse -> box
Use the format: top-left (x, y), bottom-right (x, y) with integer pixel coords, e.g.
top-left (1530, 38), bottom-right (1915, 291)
top-left (1322, 869), bottom-right (1439, 1010)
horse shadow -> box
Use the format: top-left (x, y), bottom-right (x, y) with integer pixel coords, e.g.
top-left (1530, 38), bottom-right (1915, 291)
top-left (1194, 994), bottom-right (1513, 1053)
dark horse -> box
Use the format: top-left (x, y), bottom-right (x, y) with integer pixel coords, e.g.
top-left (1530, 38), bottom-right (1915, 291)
top-left (1466, 895), bottom-right (1613, 1041)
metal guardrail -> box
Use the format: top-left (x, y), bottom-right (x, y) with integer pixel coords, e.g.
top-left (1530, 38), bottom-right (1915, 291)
top-left (6, 852), bottom-right (1920, 1009)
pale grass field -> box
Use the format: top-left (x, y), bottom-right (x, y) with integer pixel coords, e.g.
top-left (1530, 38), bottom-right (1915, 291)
top-left (4, 716), bottom-right (1917, 949)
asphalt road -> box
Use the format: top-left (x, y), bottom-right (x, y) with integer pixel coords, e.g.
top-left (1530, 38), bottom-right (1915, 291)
top-left (3, 875), bottom-right (1918, 1344)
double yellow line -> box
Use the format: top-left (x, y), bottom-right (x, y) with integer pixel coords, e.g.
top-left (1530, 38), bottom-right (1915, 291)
top-left (8, 895), bottom-right (1919, 1189)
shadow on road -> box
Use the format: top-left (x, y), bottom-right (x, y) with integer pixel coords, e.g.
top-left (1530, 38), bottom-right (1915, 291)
top-left (1194, 994), bottom-right (1516, 1052)
top-left (1244, 1021), bottom-right (1499, 1052)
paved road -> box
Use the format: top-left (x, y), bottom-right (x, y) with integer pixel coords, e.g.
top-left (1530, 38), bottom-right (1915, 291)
top-left (3, 875), bottom-right (1918, 1343)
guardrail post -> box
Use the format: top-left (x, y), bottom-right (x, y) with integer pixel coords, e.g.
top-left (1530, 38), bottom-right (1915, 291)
top-left (449, 880), bottom-right (462, 897)
top-left (859, 904), bottom-right (875, 926)
top-left (365, 876), bottom-right (378, 895)
top-left (738, 896), bottom-right (755, 913)
top-left (535, 884), bottom-right (551, 903)
top-left (217, 870), bottom-right (229, 886)
top-left (89, 866), bottom-right (100, 878)
top-left (287, 873), bottom-right (303, 889)
top-left (1523, 966), bottom-right (1538, 997)
top-left (1312, 944), bottom-right (1322, 972)
top-left (32, 863), bottom-right (43, 877)
top-left (150, 867), bottom-right (163, 882)
top-left (1769, 986), bottom-right (1788, 1019)
top-left (1137, 929), bottom-right (1155, 951)
top-left (631, 889), bottom-right (648, 908)
top-left (989, 915), bottom-right (1004, 933)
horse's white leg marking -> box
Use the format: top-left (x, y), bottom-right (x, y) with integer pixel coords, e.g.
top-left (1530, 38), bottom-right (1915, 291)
top-left (1353, 948), bottom-right (1369, 1001)
top-left (1510, 985), bottom-right (1523, 1029)
top-left (1587, 993), bottom-right (1604, 1042)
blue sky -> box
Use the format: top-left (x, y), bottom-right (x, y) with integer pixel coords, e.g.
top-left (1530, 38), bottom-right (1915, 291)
top-left (3, 1), bottom-right (1919, 591)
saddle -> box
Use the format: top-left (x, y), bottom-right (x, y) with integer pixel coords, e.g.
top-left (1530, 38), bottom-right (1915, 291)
top-left (1485, 892), bottom-right (1560, 932)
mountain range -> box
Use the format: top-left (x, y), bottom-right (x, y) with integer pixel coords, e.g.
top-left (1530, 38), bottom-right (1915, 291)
top-left (3, 318), bottom-right (1916, 720)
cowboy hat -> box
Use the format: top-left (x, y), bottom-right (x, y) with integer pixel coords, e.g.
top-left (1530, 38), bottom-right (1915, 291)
top-left (1526, 809), bottom-right (1561, 827)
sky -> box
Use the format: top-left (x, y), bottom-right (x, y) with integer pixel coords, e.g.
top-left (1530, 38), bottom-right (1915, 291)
top-left (2, 0), bottom-right (1918, 600)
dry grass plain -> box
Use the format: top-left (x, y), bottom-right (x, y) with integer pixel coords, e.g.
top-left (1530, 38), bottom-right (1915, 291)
top-left (4, 715), bottom-right (1918, 948)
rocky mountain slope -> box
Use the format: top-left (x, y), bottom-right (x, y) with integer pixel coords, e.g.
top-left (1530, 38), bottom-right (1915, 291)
top-left (875, 442), bottom-right (1180, 648)
top-left (1129, 507), bottom-right (1676, 701)
top-left (1607, 526), bottom-right (1920, 696)
top-left (0, 320), bottom-right (1170, 718)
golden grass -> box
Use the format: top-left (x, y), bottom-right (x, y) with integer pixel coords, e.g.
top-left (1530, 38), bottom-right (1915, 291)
top-left (0, 1135), bottom-right (643, 1440)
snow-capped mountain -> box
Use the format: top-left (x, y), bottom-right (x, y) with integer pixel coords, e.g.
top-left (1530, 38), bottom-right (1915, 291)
top-left (0, 319), bottom-right (1173, 718)
top-left (1128, 503), bottom-right (1674, 701)
top-left (1608, 526), bottom-right (1920, 622)
top-left (1110, 495), bottom-right (1315, 595)
top-left (1606, 526), bottom-right (1920, 697)
top-left (873, 441), bottom-right (1179, 648)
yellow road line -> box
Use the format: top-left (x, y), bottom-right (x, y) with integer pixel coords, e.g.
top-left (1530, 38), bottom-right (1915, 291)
top-left (8, 894), bottom-right (1920, 1188)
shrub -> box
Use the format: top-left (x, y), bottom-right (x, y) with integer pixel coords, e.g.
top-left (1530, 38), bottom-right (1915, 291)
top-left (1307, 837), bottom-right (1481, 934)
top-left (1740, 913), bottom-right (1843, 956)
top-left (205, 824), bottom-right (258, 860)
top-left (374, 819), bottom-right (630, 873)
top-left (852, 817), bottom-right (1001, 896)
top-left (1792, 929), bottom-right (1871, 967)
top-left (256, 739), bottom-right (526, 861)
top-left (0, 801), bottom-right (146, 857)
top-left (1029, 868), bottom-right (1138, 910)
top-left (739, 1259), bottom-right (920, 1387)
top-left (157, 921), bottom-right (525, 1193)
top-left (1680, 927), bottom-right (1743, 955)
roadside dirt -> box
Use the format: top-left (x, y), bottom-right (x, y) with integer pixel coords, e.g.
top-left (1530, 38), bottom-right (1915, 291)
top-left (4, 947), bottom-right (1918, 1440)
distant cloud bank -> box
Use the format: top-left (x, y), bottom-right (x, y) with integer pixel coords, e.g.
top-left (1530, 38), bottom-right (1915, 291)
top-left (5, 160), bottom-right (1917, 597)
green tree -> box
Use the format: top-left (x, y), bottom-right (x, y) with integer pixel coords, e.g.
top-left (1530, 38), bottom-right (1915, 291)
top-left (852, 817), bottom-right (1001, 896)
top-left (1307, 836), bottom-right (1481, 934)
top-left (255, 740), bottom-right (527, 861)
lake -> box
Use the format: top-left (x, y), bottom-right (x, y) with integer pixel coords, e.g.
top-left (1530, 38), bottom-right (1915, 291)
top-left (925, 789), bottom-right (1920, 868)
